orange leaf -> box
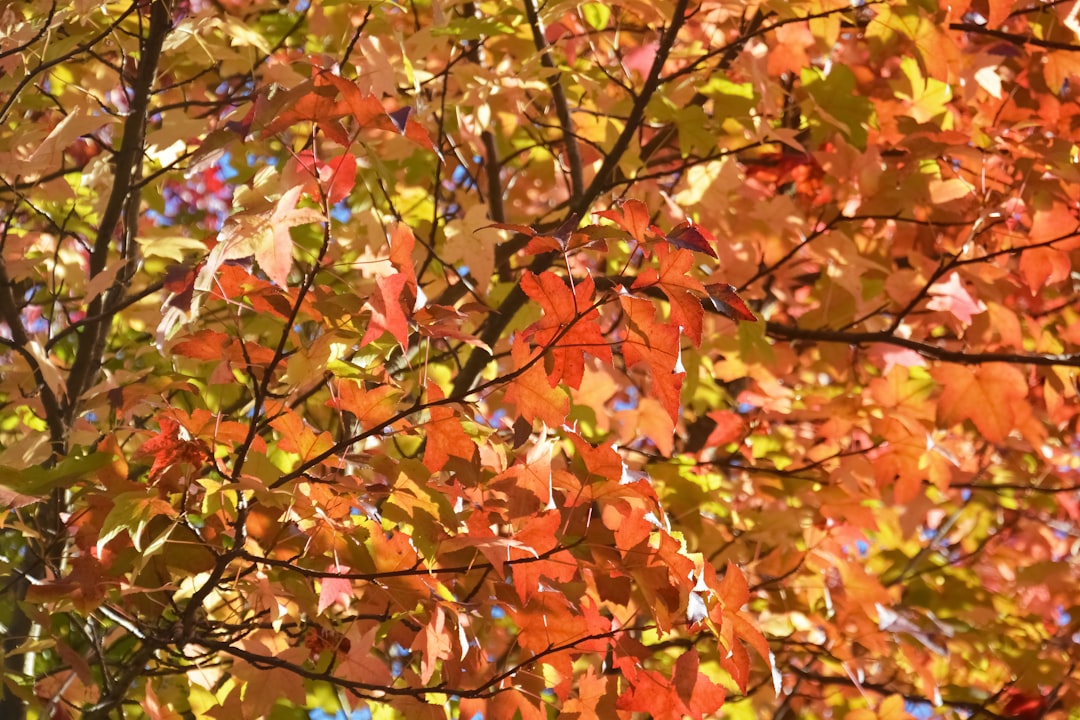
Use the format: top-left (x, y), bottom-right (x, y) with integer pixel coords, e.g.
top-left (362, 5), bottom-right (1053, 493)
top-left (326, 382), bottom-right (401, 431)
top-left (633, 246), bottom-right (707, 344)
top-left (521, 271), bottom-right (611, 389)
top-left (361, 273), bottom-right (412, 348)
top-left (620, 296), bottom-right (684, 422)
top-left (504, 338), bottom-right (570, 428)
top-left (933, 363), bottom-right (1029, 443)
top-left (422, 382), bottom-right (476, 472)
top-left (594, 199), bottom-right (660, 243)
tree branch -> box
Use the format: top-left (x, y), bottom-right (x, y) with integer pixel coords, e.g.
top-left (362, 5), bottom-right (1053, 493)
top-left (523, 0), bottom-right (584, 201)
top-left (450, 0), bottom-right (691, 396)
top-left (63, 0), bottom-right (171, 416)
top-left (764, 321), bottom-right (1080, 368)
top-left (951, 21), bottom-right (1080, 51)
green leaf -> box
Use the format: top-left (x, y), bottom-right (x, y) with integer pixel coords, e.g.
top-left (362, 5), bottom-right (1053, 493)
top-left (580, 3), bottom-right (611, 32)
top-left (97, 490), bottom-right (177, 553)
top-left (801, 65), bottom-right (876, 149)
top-left (0, 453), bottom-right (113, 497)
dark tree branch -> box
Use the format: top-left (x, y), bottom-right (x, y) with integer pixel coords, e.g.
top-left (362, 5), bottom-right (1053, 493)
top-left (64, 0), bottom-right (171, 417)
top-left (523, 0), bottom-right (584, 201)
top-left (764, 321), bottom-right (1080, 368)
top-left (787, 665), bottom-right (1011, 719)
top-left (449, 0), bottom-right (691, 397)
top-left (951, 21), bottom-right (1080, 51)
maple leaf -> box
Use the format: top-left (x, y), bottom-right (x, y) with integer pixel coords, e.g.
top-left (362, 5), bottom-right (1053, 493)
top-left (927, 271), bottom-right (987, 324)
top-left (422, 382), bottom-right (476, 472)
top-left (388, 223), bottom-right (419, 291)
top-left (136, 416), bottom-right (208, 479)
top-left (14, 2), bottom-right (1080, 718)
top-left (933, 363), bottom-right (1029, 443)
top-left (520, 271), bottom-right (611, 389)
top-left (620, 295), bottom-right (685, 422)
top-left (704, 283), bottom-right (757, 322)
top-left (360, 273), bottom-right (412, 348)
top-left (703, 410), bottom-right (746, 447)
top-left (316, 565), bottom-right (354, 614)
top-left (665, 220), bottom-right (719, 258)
top-left (286, 149), bottom-right (357, 204)
top-left (504, 338), bottom-right (570, 428)
top-left (269, 411), bottom-right (336, 464)
top-left (210, 186), bottom-right (324, 287)
top-left (326, 381), bottom-right (401, 431)
top-left (414, 604), bottom-right (456, 684)
top-left (260, 79), bottom-right (351, 141)
top-left (594, 199), bottom-right (662, 243)
top-left (633, 245), bottom-right (707, 344)
top-left (616, 650), bottom-right (726, 720)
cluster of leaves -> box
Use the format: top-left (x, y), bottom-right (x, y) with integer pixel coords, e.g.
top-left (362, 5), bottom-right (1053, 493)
top-left (1, 0), bottom-right (1080, 719)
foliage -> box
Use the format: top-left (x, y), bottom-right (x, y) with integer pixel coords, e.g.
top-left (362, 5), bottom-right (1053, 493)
top-left (2, 0), bottom-right (1080, 718)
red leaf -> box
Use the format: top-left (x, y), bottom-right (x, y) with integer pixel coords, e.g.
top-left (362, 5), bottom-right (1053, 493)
top-left (1002, 690), bottom-right (1050, 720)
top-left (717, 560), bottom-right (750, 609)
top-left (316, 565), bottom-right (353, 614)
top-left (704, 410), bottom-right (745, 447)
top-left (318, 72), bottom-right (389, 127)
top-left (616, 649), bottom-right (726, 720)
top-left (361, 273), bottom-right (411, 348)
top-left (633, 245), bottom-right (707, 345)
top-left (620, 296), bottom-right (684, 422)
top-left (594, 199), bottom-right (661, 243)
top-left (171, 329), bottom-right (232, 361)
top-left (520, 271), bottom-right (611, 389)
top-left (704, 283), bottom-right (757, 322)
top-left (568, 432), bottom-right (622, 482)
top-left (285, 150), bottom-right (357, 204)
top-left (322, 153), bottom-right (358, 205)
top-left (674, 650), bottom-right (727, 718)
top-left (666, 221), bottom-right (719, 257)
top-left (504, 511), bottom-right (577, 602)
top-left (259, 80), bottom-right (350, 138)
top-left (422, 382), bottom-right (476, 472)
top-left (136, 416), bottom-right (208, 479)
top-left (522, 234), bottom-right (567, 255)
top-left (504, 338), bottom-right (570, 428)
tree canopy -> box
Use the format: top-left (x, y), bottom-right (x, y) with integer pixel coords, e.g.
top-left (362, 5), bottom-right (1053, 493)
top-left (2, 0), bottom-right (1080, 718)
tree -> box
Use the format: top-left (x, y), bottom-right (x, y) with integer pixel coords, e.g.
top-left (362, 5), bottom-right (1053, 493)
top-left (1, 0), bottom-right (1079, 717)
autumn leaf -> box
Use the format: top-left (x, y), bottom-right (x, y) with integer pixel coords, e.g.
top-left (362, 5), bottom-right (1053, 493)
top-left (933, 363), bottom-right (1029, 443)
top-left (704, 283), bottom-right (757, 322)
top-left (504, 338), bottom-right (570, 428)
top-left (9, 2), bottom-right (1080, 719)
top-left (210, 185), bottom-right (324, 287)
top-left (361, 272), bottom-right (412, 348)
top-left (317, 566), bottom-right (354, 614)
top-left (620, 295), bottom-right (685, 422)
top-left (633, 245), bottom-right (707, 344)
top-left (927, 271), bottom-right (986, 324)
top-left (422, 382), bottom-right (476, 472)
top-left (665, 220), bottom-right (719, 258)
top-left (520, 271), bottom-right (611, 389)
top-left (594, 199), bottom-right (662, 243)
top-left (326, 381), bottom-right (401, 431)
